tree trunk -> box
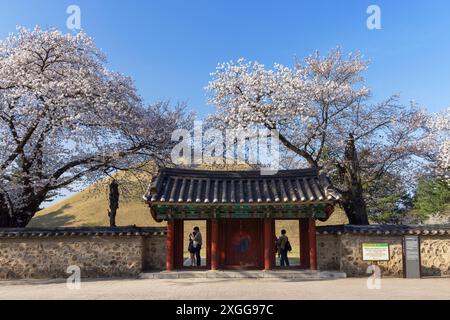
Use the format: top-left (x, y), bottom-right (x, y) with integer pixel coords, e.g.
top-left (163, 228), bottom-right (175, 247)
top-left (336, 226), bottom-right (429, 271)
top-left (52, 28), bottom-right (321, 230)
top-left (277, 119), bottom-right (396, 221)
top-left (341, 190), bottom-right (369, 225)
top-left (0, 208), bottom-right (12, 228)
top-left (0, 190), bottom-right (43, 228)
top-left (0, 192), bottom-right (12, 228)
top-left (4, 212), bottom-right (36, 228)
top-left (0, 208), bottom-right (36, 228)
top-left (339, 134), bottom-right (370, 225)
top-left (108, 180), bottom-right (119, 227)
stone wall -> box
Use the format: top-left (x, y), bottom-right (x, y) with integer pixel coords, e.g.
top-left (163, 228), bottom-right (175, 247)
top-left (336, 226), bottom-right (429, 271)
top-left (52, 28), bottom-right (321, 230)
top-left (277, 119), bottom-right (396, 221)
top-left (1, 225), bottom-right (450, 279)
top-left (420, 236), bottom-right (450, 277)
top-left (142, 234), bottom-right (166, 271)
top-left (317, 225), bottom-right (450, 278)
top-left (317, 234), bottom-right (341, 271)
top-left (0, 228), bottom-right (166, 280)
top-left (0, 237), bottom-right (142, 279)
top-left (337, 234), bottom-right (403, 277)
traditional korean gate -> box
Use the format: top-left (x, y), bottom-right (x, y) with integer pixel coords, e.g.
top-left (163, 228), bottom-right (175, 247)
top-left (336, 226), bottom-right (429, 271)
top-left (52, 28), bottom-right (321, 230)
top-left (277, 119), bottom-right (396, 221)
top-left (220, 219), bottom-right (263, 269)
top-left (147, 167), bottom-right (339, 271)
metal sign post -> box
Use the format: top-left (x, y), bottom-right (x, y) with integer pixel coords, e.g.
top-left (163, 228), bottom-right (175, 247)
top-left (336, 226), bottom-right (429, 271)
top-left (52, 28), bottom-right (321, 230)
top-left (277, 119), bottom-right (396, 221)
top-left (403, 235), bottom-right (421, 279)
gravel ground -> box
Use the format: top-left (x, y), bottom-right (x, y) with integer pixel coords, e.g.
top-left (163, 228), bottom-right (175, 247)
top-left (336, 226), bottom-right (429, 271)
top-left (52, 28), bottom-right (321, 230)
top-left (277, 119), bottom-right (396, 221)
top-left (0, 277), bottom-right (449, 300)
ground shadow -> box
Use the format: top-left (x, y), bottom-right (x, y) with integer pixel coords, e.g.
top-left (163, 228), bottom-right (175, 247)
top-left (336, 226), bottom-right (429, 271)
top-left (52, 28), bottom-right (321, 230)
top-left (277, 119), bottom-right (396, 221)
top-left (421, 266), bottom-right (449, 278)
top-left (27, 204), bottom-right (76, 228)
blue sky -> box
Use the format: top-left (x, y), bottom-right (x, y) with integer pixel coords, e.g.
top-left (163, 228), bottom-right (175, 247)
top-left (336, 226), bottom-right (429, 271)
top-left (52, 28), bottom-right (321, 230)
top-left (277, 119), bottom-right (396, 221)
top-left (1, 0), bottom-right (448, 207)
top-left (1, 0), bottom-right (449, 117)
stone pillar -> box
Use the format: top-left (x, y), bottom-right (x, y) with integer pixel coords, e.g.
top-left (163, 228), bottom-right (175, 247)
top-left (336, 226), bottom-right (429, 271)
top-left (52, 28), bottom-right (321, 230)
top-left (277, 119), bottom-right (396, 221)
top-left (166, 220), bottom-right (175, 272)
top-left (299, 218), bottom-right (310, 269)
top-left (309, 218), bottom-right (317, 271)
top-left (264, 218), bottom-right (274, 270)
top-left (211, 219), bottom-right (219, 271)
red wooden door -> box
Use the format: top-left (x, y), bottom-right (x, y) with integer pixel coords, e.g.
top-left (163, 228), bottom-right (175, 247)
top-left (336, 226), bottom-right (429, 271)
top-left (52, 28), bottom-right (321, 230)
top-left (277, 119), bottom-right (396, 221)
top-left (222, 219), bottom-right (263, 269)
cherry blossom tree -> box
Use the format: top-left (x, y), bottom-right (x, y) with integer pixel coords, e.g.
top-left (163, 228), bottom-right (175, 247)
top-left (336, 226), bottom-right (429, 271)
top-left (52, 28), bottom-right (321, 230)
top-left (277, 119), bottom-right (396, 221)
top-left (207, 48), bottom-right (431, 225)
top-left (426, 109), bottom-right (449, 178)
top-left (0, 27), bottom-right (191, 227)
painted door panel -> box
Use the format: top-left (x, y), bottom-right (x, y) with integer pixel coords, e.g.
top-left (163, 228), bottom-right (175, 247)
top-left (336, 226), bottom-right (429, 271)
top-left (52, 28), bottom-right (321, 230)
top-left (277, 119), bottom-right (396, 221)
top-left (222, 219), bottom-right (263, 269)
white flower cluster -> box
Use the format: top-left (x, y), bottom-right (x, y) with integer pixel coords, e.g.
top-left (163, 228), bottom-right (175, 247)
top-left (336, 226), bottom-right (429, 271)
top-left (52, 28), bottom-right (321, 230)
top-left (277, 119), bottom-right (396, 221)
top-left (206, 48), bottom-right (436, 193)
top-left (428, 109), bottom-right (450, 177)
top-left (0, 27), bottom-right (190, 226)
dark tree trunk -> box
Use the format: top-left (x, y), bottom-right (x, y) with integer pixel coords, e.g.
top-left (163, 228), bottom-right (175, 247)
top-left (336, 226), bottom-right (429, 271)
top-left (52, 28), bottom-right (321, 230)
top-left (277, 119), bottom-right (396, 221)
top-left (0, 192), bottom-right (12, 228)
top-left (108, 180), bottom-right (119, 227)
top-left (0, 208), bottom-right (36, 228)
top-left (338, 134), bottom-right (370, 225)
top-left (341, 190), bottom-right (369, 225)
top-left (0, 208), bottom-right (12, 228)
top-left (0, 189), bottom-right (43, 228)
top-left (1, 204), bottom-right (40, 228)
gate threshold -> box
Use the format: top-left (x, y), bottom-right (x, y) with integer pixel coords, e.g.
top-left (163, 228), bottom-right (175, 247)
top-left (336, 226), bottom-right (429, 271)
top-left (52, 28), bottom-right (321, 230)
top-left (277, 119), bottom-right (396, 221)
top-left (140, 270), bottom-right (347, 280)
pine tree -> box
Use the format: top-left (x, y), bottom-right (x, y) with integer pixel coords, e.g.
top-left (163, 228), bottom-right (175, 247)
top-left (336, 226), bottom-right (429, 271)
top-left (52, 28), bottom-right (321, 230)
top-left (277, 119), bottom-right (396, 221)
top-left (414, 178), bottom-right (450, 220)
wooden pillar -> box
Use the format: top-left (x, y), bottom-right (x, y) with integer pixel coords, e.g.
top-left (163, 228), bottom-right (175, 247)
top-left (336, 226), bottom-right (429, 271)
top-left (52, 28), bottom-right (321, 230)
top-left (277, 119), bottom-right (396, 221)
top-left (166, 220), bottom-right (175, 272)
top-left (299, 218), bottom-right (310, 269)
top-left (308, 218), bottom-right (317, 271)
top-left (211, 219), bottom-right (219, 271)
top-left (264, 218), bottom-right (274, 270)
top-left (173, 220), bottom-right (184, 269)
top-left (271, 219), bottom-right (276, 267)
top-left (206, 220), bottom-right (212, 269)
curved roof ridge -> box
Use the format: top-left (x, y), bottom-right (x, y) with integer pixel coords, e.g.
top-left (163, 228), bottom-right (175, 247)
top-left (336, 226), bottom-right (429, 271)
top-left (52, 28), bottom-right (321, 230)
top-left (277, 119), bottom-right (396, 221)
top-left (145, 166), bottom-right (340, 207)
top-left (158, 167), bottom-right (319, 178)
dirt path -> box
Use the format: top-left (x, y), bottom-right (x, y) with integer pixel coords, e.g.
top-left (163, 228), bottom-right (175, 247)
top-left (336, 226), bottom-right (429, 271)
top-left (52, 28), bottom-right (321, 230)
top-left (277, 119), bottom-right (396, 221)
top-left (0, 277), bottom-right (449, 300)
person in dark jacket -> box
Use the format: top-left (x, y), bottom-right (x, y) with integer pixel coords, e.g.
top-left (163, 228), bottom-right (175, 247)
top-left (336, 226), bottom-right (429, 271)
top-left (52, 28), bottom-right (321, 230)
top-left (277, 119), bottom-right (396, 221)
top-left (188, 231), bottom-right (197, 266)
top-left (192, 227), bottom-right (202, 267)
top-left (276, 229), bottom-right (290, 267)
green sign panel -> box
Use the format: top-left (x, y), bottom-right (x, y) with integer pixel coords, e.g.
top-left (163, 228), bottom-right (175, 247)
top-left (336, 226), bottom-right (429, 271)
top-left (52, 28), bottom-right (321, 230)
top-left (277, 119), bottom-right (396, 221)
top-left (362, 243), bottom-right (390, 261)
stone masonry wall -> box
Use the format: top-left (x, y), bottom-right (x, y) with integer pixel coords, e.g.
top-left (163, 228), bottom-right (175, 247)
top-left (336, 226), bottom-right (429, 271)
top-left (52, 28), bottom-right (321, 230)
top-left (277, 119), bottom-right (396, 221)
top-left (318, 233), bottom-right (450, 278)
top-left (420, 236), bottom-right (450, 277)
top-left (338, 234), bottom-right (404, 277)
top-left (0, 237), bottom-right (142, 279)
top-left (1, 227), bottom-right (450, 279)
top-left (142, 235), bottom-right (166, 271)
top-left (0, 231), bottom-right (166, 279)
top-left (317, 234), bottom-right (341, 271)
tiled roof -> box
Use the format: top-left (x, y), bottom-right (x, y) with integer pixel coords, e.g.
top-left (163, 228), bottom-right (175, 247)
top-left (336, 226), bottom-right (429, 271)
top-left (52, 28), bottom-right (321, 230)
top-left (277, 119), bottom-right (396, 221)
top-left (317, 225), bottom-right (450, 236)
top-left (145, 168), bottom-right (341, 205)
top-left (0, 227), bottom-right (166, 238)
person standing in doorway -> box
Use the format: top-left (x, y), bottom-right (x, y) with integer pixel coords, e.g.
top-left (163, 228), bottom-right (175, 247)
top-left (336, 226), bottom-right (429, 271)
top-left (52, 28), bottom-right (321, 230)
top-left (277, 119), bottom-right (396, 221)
top-left (193, 226), bottom-right (202, 267)
top-left (277, 229), bottom-right (290, 267)
top-left (188, 231), bottom-right (197, 267)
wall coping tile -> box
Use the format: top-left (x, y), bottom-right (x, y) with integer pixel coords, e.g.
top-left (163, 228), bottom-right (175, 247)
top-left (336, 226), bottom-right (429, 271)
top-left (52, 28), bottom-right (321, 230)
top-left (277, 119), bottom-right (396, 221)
top-left (0, 226), bottom-right (167, 238)
top-left (317, 224), bottom-right (450, 236)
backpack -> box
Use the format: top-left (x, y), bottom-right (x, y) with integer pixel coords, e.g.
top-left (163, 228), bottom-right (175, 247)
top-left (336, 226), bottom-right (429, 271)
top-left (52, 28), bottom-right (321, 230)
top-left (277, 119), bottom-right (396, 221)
top-left (286, 241), bottom-right (292, 252)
